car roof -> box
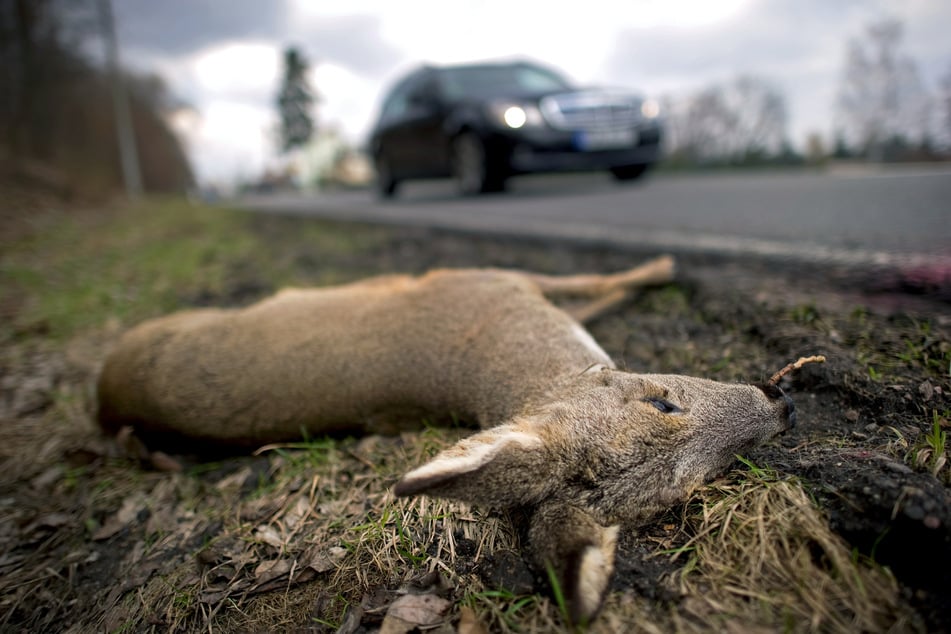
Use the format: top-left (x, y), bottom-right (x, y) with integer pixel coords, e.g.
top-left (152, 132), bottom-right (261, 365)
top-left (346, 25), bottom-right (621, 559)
top-left (426, 59), bottom-right (545, 73)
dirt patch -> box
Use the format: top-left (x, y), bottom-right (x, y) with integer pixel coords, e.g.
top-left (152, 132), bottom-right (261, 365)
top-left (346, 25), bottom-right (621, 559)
top-left (1, 207), bottom-right (948, 632)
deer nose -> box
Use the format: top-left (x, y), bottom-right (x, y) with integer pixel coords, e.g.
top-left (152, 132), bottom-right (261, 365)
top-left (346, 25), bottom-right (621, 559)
top-left (757, 384), bottom-right (797, 429)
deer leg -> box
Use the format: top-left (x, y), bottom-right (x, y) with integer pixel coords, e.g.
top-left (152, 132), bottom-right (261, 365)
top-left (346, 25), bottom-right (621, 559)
top-left (527, 255), bottom-right (675, 299)
top-left (563, 288), bottom-right (632, 324)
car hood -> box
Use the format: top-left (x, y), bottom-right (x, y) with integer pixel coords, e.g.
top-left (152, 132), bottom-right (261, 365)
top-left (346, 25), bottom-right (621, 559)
top-left (483, 86), bottom-right (644, 105)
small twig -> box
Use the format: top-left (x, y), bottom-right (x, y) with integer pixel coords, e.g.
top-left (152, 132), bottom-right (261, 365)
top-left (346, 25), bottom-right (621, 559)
top-left (767, 355), bottom-right (826, 386)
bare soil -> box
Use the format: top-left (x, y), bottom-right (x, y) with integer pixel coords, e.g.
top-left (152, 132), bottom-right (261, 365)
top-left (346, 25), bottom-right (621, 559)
top-left (1, 208), bottom-right (949, 632)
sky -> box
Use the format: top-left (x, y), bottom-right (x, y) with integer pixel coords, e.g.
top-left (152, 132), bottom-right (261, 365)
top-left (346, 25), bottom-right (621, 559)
top-left (110, 0), bottom-right (951, 185)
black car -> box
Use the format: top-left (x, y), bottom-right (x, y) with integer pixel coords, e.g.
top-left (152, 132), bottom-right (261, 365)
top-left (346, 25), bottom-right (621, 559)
top-left (368, 60), bottom-right (663, 198)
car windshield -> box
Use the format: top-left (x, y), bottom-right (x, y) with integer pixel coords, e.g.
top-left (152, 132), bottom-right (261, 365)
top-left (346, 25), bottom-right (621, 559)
top-left (439, 64), bottom-right (574, 100)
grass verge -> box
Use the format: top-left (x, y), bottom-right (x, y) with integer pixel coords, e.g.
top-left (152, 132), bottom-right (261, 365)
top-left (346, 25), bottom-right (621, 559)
top-left (0, 195), bottom-right (942, 632)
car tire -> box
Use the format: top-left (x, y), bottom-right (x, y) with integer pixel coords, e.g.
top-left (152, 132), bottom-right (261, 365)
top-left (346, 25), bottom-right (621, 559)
top-left (610, 164), bottom-right (648, 182)
top-left (452, 132), bottom-right (504, 195)
top-left (374, 155), bottom-right (399, 199)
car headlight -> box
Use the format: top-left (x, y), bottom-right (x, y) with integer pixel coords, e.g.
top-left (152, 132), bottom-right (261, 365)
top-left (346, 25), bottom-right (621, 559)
top-left (503, 106), bottom-right (528, 128)
top-left (489, 102), bottom-right (544, 129)
top-left (640, 98), bottom-right (660, 119)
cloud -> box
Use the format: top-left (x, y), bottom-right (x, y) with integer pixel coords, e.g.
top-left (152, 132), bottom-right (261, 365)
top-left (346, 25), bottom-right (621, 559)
top-left (290, 13), bottom-right (403, 78)
top-left (601, 0), bottom-right (920, 142)
top-left (111, 0), bottom-right (950, 183)
top-left (312, 63), bottom-right (381, 144)
top-left (190, 42), bottom-right (281, 103)
top-left (175, 100), bottom-right (275, 186)
top-left (115, 0), bottom-right (288, 56)
top-left (607, 3), bottom-right (832, 90)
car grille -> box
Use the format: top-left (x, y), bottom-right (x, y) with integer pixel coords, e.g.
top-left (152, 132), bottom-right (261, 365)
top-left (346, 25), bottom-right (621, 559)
top-left (540, 93), bottom-right (641, 131)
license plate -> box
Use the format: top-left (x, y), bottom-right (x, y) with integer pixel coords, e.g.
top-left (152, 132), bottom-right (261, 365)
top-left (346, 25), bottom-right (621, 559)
top-left (574, 128), bottom-right (637, 151)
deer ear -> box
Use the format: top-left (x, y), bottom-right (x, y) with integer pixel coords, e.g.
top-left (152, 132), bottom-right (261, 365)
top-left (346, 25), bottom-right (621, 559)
top-left (393, 424), bottom-right (551, 508)
top-left (526, 501), bottom-right (619, 626)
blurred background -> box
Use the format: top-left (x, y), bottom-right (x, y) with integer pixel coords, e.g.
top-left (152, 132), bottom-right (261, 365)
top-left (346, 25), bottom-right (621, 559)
top-left (2, 0), bottom-right (950, 199)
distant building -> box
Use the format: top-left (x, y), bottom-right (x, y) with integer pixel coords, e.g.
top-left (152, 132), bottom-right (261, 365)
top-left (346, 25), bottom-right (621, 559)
top-left (294, 128), bottom-right (372, 190)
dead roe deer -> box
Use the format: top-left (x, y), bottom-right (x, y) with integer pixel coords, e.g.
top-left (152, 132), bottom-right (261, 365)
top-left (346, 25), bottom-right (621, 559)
top-left (97, 255), bottom-right (799, 623)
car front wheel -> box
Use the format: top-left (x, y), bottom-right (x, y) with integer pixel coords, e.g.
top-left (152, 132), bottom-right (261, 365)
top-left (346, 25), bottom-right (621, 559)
top-left (610, 164), bottom-right (648, 182)
top-left (452, 132), bottom-right (504, 195)
top-left (374, 155), bottom-right (399, 199)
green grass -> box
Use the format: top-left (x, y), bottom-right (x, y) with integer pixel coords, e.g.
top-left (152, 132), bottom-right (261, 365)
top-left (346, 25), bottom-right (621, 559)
top-left (734, 454), bottom-right (775, 480)
top-left (465, 588), bottom-right (543, 631)
top-left (1, 197), bottom-right (389, 343)
top-left (3, 199), bottom-right (254, 340)
top-left (920, 410), bottom-right (948, 478)
top-left (545, 562), bottom-right (574, 628)
top-left (790, 302), bottom-right (821, 325)
top-left (896, 321), bottom-right (951, 376)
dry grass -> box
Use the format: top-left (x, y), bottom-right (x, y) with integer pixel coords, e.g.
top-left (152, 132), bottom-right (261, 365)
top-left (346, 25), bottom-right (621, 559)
top-left (659, 465), bottom-right (917, 633)
top-left (5, 400), bottom-right (916, 632)
top-left (2, 197), bottom-right (941, 632)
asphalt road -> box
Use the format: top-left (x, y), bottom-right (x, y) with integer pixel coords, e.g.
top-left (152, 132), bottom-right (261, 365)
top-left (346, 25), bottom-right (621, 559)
top-left (239, 165), bottom-right (951, 269)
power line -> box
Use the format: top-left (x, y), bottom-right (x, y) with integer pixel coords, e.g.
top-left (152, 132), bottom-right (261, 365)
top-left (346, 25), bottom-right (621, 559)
top-left (97, 0), bottom-right (142, 198)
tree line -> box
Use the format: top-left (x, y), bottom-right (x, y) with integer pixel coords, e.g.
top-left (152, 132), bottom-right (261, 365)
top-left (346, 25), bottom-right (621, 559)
top-left (3, 6), bottom-right (949, 199)
top-left (0, 0), bottom-right (192, 198)
top-left (277, 16), bottom-right (951, 175)
top-left (662, 17), bottom-right (951, 168)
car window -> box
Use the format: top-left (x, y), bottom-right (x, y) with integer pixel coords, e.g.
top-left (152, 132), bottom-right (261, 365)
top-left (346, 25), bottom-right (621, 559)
top-left (379, 76), bottom-right (416, 123)
top-left (405, 77), bottom-right (440, 107)
top-left (379, 72), bottom-right (442, 123)
top-left (380, 84), bottom-right (409, 122)
top-left (440, 64), bottom-right (573, 100)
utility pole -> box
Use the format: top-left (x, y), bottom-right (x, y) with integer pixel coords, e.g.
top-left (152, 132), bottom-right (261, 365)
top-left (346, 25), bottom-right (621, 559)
top-left (97, 0), bottom-right (142, 198)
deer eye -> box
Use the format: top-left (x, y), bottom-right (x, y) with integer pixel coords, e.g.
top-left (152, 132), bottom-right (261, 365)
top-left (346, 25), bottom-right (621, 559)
top-left (644, 398), bottom-right (682, 414)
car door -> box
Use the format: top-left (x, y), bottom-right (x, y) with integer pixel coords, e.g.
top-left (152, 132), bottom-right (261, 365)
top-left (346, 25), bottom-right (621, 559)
top-left (373, 77), bottom-right (415, 178)
top-left (401, 74), bottom-right (452, 176)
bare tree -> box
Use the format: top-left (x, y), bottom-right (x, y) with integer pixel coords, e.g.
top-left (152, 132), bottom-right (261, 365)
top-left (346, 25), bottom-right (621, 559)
top-left (836, 18), bottom-right (932, 160)
top-left (939, 62), bottom-right (951, 150)
top-left (726, 76), bottom-right (789, 158)
top-left (675, 85), bottom-right (735, 162)
top-left (665, 75), bottom-right (789, 164)
top-left (0, 0), bottom-right (192, 196)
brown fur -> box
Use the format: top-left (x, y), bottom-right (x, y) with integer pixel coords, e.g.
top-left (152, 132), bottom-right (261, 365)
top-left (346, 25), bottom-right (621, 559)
top-left (96, 255), bottom-right (795, 623)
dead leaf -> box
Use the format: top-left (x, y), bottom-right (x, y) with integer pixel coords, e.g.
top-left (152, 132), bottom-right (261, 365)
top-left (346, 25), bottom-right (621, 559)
top-left (282, 496), bottom-right (311, 530)
top-left (30, 465), bottom-right (63, 490)
top-left (215, 465), bottom-right (254, 492)
top-left (253, 524), bottom-right (285, 548)
top-left (196, 536), bottom-right (245, 568)
top-left (119, 555), bottom-right (164, 592)
top-left (379, 615), bottom-right (416, 634)
top-left (240, 493), bottom-right (287, 522)
top-left (24, 512), bottom-right (71, 534)
top-left (335, 604), bottom-right (365, 634)
top-left (382, 593), bottom-right (450, 633)
top-left (400, 570), bottom-right (448, 595)
top-left (254, 559), bottom-right (293, 585)
top-left (200, 585), bottom-right (237, 604)
top-left (149, 450), bottom-right (183, 472)
top-left (144, 504), bottom-right (177, 536)
top-left (457, 607), bottom-right (488, 634)
top-left (300, 545), bottom-right (338, 574)
top-left (115, 426), bottom-right (149, 460)
top-left (306, 554), bottom-right (335, 573)
top-left (93, 493), bottom-right (147, 541)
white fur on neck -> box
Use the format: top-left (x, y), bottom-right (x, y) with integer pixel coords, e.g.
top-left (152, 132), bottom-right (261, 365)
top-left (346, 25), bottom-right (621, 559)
top-left (570, 323), bottom-right (614, 368)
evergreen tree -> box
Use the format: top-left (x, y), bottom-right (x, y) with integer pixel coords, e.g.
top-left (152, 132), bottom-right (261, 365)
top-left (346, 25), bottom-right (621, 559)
top-left (277, 47), bottom-right (314, 153)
